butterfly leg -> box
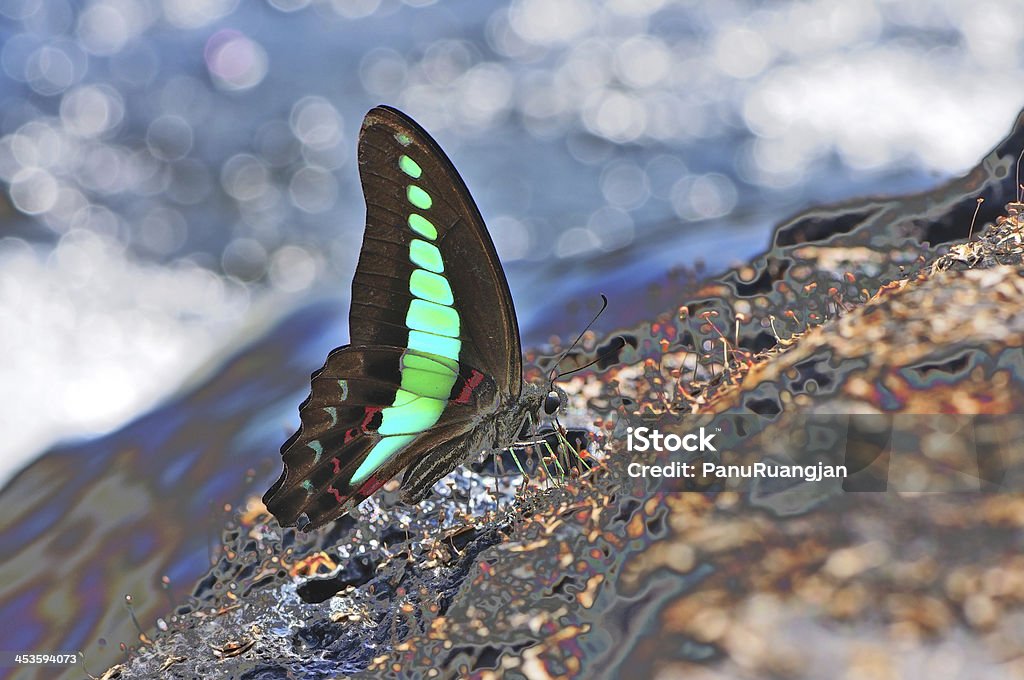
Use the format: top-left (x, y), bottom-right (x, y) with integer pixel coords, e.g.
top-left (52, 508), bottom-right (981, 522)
top-left (519, 411), bottom-right (572, 488)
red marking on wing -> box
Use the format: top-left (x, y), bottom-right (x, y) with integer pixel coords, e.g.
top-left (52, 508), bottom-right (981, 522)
top-left (344, 428), bottom-right (357, 444)
top-left (332, 457), bottom-right (341, 474)
top-left (454, 369), bottom-right (485, 405)
top-left (360, 406), bottom-right (382, 431)
top-left (356, 475), bottom-right (387, 498)
top-left (327, 485), bottom-right (345, 503)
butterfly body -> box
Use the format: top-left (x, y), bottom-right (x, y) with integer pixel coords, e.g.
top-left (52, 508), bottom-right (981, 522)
top-left (263, 106), bottom-right (553, 531)
top-left (399, 379), bottom-right (548, 502)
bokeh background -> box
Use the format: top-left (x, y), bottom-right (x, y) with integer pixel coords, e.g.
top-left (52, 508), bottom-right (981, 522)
top-left (2, 0), bottom-right (1024, 676)
top-left (5, 0), bottom-right (1024, 483)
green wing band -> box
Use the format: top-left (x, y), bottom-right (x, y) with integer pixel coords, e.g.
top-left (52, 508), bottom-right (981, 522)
top-left (352, 149), bottom-right (464, 485)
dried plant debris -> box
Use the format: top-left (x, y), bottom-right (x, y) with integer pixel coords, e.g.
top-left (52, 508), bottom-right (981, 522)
top-left (615, 198), bottom-right (1024, 420)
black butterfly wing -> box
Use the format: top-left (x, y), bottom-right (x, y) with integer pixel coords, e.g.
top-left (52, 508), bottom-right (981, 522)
top-left (263, 345), bottom-right (500, 530)
top-left (351, 105), bottom-right (523, 395)
top-left (264, 106), bottom-right (524, 529)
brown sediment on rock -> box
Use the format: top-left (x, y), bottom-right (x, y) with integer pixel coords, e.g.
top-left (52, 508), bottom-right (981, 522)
top-left (694, 204), bottom-right (1024, 416)
top-left (552, 211), bottom-right (1024, 674)
top-left (704, 262), bottom-right (1024, 415)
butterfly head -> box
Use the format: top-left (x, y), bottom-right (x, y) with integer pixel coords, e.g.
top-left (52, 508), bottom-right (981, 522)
top-left (518, 382), bottom-right (566, 426)
top-left (544, 386), bottom-right (568, 416)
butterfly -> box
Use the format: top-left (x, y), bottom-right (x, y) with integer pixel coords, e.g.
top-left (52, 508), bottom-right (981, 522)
top-left (263, 106), bottom-right (565, 531)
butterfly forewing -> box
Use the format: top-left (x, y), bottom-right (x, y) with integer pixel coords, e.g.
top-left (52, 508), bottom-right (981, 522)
top-left (353, 106), bottom-right (523, 394)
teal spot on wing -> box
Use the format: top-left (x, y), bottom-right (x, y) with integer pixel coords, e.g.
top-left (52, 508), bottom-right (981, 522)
top-left (399, 155), bottom-right (422, 178)
top-left (407, 185), bottom-right (432, 210)
top-left (338, 379), bottom-right (348, 400)
top-left (324, 406), bottom-right (338, 426)
top-left (408, 214), bottom-right (437, 239)
top-left (351, 434), bottom-right (416, 484)
top-left (410, 270), bottom-right (453, 305)
top-left (406, 299), bottom-right (459, 337)
top-left (308, 440), bottom-right (323, 463)
top-left (395, 132), bottom-right (412, 146)
top-left (409, 239), bottom-right (443, 272)
top-left (301, 479), bottom-right (314, 495)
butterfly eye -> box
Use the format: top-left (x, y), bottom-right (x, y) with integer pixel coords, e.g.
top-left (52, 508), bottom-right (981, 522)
top-left (544, 391), bottom-right (561, 415)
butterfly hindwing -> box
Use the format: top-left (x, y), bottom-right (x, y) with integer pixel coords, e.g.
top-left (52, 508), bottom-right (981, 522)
top-left (263, 345), bottom-right (500, 529)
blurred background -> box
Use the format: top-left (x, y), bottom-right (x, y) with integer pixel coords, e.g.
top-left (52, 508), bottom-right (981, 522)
top-left (3, 0), bottom-right (1024, 498)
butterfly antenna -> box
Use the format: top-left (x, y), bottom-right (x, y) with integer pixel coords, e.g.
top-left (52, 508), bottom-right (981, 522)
top-left (555, 335), bottom-right (627, 380)
top-left (548, 294), bottom-right (609, 387)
